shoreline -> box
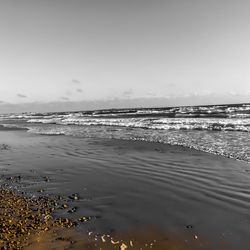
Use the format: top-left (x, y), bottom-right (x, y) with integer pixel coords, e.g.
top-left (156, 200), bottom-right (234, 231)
top-left (1, 123), bottom-right (249, 165)
top-left (0, 128), bottom-right (250, 249)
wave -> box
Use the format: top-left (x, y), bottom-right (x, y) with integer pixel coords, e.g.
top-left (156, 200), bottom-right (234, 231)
top-left (1, 119), bottom-right (249, 164)
top-left (1, 103), bottom-right (250, 121)
top-left (1, 103), bottom-right (249, 164)
top-left (2, 122), bottom-right (249, 163)
top-left (26, 117), bottom-right (250, 132)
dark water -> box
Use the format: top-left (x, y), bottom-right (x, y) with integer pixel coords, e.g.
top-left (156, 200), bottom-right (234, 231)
top-left (1, 103), bottom-right (250, 162)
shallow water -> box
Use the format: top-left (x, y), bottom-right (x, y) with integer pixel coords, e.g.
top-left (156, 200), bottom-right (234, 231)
top-left (1, 103), bottom-right (250, 163)
top-left (1, 130), bottom-right (250, 249)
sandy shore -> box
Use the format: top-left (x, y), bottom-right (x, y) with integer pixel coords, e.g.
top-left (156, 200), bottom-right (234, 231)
top-left (0, 188), bottom-right (211, 250)
top-left (0, 188), bottom-right (75, 249)
top-left (0, 128), bottom-right (250, 249)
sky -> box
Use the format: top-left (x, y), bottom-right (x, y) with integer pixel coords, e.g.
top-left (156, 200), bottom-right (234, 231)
top-left (0, 0), bottom-right (250, 112)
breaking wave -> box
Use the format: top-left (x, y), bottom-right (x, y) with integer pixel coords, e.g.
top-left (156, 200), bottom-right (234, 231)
top-left (1, 103), bottom-right (250, 163)
top-left (26, 117), bottom-right (250, 132)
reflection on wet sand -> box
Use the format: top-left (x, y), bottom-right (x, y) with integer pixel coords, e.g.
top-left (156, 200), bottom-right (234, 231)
top-left (26, 225), bottom-right (231, 250)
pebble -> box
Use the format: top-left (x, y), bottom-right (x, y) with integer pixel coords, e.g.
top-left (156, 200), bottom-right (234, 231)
top-left (0, 188), bottom-right (77, 249)
top-left (68, 193), bottom-right (80, 200)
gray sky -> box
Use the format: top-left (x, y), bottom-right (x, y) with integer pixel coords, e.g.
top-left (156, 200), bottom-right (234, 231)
top-left (0, 0), bottom-right (250, 112)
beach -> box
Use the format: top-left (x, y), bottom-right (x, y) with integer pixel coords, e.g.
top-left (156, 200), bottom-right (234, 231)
top-left (1, 0), bottom-right (250, 247)
top-left (1, 127), bottom-right (250, 249)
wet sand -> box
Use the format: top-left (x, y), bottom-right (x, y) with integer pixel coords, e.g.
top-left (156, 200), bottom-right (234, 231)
top-left (1, 128), bottom-right (250, 249)
top-left (0, 188), bottom-right (76, 249)
top-left (0, 189), bottom-right (224, 250)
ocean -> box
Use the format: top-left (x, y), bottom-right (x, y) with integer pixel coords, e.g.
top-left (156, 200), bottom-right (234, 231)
top-left (1, 103), bottom-right (249, 163)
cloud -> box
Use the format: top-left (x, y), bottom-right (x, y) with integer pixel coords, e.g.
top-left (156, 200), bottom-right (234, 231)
top-left (17, 93), bottom-right (27, 98)
top-left (72, 79), bottom-right (81, 84)
top-left (146, 92), bottom-right (157, 97)
top-left (123, 89), bottom-right (133, 98)
top-left (65, 90), bottom-right (71, 96)
top-left (76, 88), bottom-right (83, 93)
top-left (61, 96), bottom-right (69, 101)
top-left (0, 101), bottom-right (5, 104)
top-left (167, 83), bottom-right (175, 88)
